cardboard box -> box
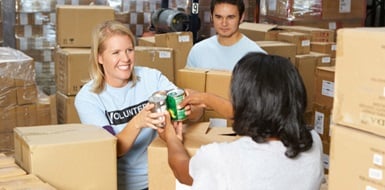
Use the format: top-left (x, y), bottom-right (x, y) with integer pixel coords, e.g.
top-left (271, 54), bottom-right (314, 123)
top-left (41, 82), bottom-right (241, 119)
top-left (322, 141), bottom-right (330, 174)
top-left (0, 174), bottom-right (44, 188)
top-left (56, 5), bottom-right (115, 48)
top-left (314, 66), bottom-right (335, 109)
top-left (148, 122), bottom-right (238, 190)
top-left (55, 48), bottom-right (91, 95)
top-left (332, 28), bottom-right (385, 136)
top-left (310, 52), bottom-right (332, 66)
top-left (278, 25), bottom-right (335, 42)
top-left (311, 42), bottom-right (337, 58)
top-left (176, 68), bottom-right (207, 92)
top-left (135, 46), bottom-right (174, 82)
top-left (295, 54), bottom-right (317, 112)
top-left (0, 47), bottom-right (35, 88)
top-left (16, 104), bottom-right (38, 127)
top-left (239, 22), bottom-right (282, 41)
top-left (322, 0), bottom-right (367, 20)
top-left (0, 153), bottom-right (15, 167)
top-left (1, 181), bottom-right (57, 189)
top-left (0, 132), bottom-right (14, 153)
top-left (0, 88), bottom-right (17, 107)
top-left (137, 36), bottom-right (155, 47)
top-left (56, 92), bottom-right (80, 124)
top-left (255, 40), bottom-right (296, 63)
top-left (0, 163), bottom-right (26, 179)
top-left (313, 103), bottom-right (332, 143)
top-left (329, 124), bottom-right (385, 189)
top-left (154, 32), bottom-right (193, 80)
top-left (277, 32), bottom-right (311, 55)
top-left (0, 76), bottom-right (15, 91)
top-left (16, 85), bottom-right (38, 105)
top-left (205, 70), bottom-right (232, 99)
top-left (13, 124), bottom-right (117, 190)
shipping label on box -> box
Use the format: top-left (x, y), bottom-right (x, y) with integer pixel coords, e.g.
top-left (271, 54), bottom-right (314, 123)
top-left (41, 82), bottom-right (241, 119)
top-left (314, 66), bottom-right (335, 109)
top-left (135, 46), bottom-right (174, 82)
top-left (278, 32), bottom-right (311, 55)
top-left (329, 124), bottom-right (385, 189)
top-left (155, 32), bottom-right (193, 80)
top-left (256, 40), bottom-right (296, 63)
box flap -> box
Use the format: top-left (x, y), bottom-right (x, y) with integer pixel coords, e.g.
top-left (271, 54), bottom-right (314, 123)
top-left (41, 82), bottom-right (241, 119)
top-left (240, 22), bottom-right (278, 32)
top-left (13, 124), bottom-right (116, 145)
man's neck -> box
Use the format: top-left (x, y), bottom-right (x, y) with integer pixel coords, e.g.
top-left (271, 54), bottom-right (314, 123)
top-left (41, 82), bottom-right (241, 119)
top-left (217, 32), bottom-right (243, 46)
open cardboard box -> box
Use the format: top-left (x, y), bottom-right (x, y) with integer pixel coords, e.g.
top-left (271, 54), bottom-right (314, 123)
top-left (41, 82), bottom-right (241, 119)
top-left (148, 122), bottom-right (238, 190)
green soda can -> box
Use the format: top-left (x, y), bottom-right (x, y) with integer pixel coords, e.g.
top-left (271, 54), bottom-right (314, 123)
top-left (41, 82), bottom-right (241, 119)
top-left (166, 88), bottom-right (187, 121)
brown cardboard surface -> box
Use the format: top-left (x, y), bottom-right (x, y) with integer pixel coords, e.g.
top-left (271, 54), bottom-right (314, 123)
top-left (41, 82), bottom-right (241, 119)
top-left (0, 88), bottom-right (17, 108)
top-left (148, 122), bottom-right (237, 190)
top-left (277, 32), bottom-right (311, 55)
top-left (176, 68), bottom-right (207, 92)
top-left (135, 46), bottom-right (174, 82)
top-left (333, 28), bottom-right (385, 136)
top-left (205, 70), bottom-right (231, 99)
top-left (311, 42), bottom-right (337, 58)
top-left (256, 41), bottom-right (297, 63)
top-left (295, 54), bottom-right (317, 112)
top-left (0, 174), bottom-right (42, 188)
top-left (313, 103), bottom-right (332, 143)
top-left (154, 32), bottom-right (193, 81)
top-left (239, 22), bottom-right (281, 41)
top-left (278, 25), bottom-right (335, 42)
top-left (16, 85), bottom-right (38, 105)
top-left (56, 5), bottom-right (115, 48)
top-left (137, 36), bottom-right (155, 47)
top-left (314, 66), bottom-right (335, 109)
top-left (310, 52), bottom-right (332, 66)
top-left (13, 124), bottom-right (117, 190)
top-left (56, 92), bottom-right (80, 124)
top-left (55, 48), bottom-right (91, 96)
top-left (329, 124), bottom-right (385, 189)
top-left (322, 0), bottom-right (367, 20)
top-left (0, 163), bottom-right (26, 179)
top-left (16, 104), bottom-right (38, 127)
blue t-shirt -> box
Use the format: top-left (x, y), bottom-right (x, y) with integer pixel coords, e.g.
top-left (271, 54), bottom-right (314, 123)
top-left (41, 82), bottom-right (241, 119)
top-left (75, 66), bottom-right (176, 190)
top-left (186, 35), bottom-right (266, 71)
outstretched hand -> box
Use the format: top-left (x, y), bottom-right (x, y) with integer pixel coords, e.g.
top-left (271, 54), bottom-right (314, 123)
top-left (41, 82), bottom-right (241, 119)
top-left (133, 103), bottom-right (166, 130)
top-left (178, 89), bottom-right (207, 109)
top-left (157, 111), bottom-right (183, 142)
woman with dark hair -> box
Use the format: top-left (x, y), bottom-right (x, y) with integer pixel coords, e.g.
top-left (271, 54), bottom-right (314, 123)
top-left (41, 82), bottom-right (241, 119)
top-left (158, 52), bottom-right (324, 189)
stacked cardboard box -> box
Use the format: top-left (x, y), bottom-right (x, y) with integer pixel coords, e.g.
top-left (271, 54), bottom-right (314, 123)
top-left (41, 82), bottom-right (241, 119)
top-left (328, 28), bottom-right (385, 189)
top-left (260, 0), bottom-right (366, 30)
top-left (137, 32), bottom-right (194, 83)
top-left (0, 153), bottom-right (57, 189)
top-left (0, 47), bottom-right (57, 153)
top-left (54, 5), bottom-right (115, 124)
top-left (176, 68), bottom-right (233, 127)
